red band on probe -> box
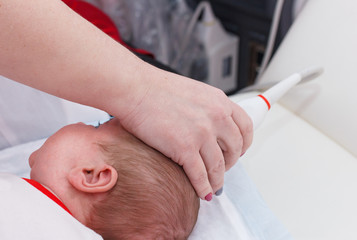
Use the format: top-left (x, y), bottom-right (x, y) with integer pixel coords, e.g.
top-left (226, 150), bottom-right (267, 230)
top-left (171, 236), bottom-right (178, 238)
top-left (258, 94), bottom-right (271, 110)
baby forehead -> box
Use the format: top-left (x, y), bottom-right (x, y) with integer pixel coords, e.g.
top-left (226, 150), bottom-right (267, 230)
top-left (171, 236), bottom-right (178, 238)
top-left (48, 124), bottom-right (95, 144)
top-left (57, 123), bottom-right (121, 143)
top-left (50, 120), bottom-right (125, 145)
top-left (44, 129), bottom-right (102, 157)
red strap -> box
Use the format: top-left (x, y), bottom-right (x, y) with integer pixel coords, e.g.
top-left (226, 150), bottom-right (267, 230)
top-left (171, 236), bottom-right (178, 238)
top-left (22, 178), bottom-right (72, 215)
top-left (258, 94), bottom-right (271, 110)
top-left (61, 0), bottom-right (154, 58)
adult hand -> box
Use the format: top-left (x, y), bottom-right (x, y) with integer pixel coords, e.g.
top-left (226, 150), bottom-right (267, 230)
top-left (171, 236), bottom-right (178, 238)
top-left (119, 68), bottom-right (253, 200)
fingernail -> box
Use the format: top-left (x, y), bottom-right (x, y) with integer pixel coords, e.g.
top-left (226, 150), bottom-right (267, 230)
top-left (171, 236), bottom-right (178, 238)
top-left (215, 187), bottom-right (223, 196)
top-left (204, 193), bottom-right (213, 201)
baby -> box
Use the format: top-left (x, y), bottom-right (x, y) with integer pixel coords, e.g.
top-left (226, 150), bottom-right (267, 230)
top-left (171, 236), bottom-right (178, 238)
top-left (28, 118), bottom-right (200, 239)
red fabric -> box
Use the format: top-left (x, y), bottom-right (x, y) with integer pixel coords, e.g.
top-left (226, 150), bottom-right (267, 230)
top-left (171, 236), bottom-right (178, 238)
top-left (62, 0), bottom-right (154, 58)
top-left (22, 178), bottom-right (72, 216)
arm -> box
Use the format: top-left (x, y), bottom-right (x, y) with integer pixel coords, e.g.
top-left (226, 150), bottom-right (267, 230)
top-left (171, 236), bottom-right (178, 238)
top-left (0, 0), bottom-right (143, 115)
top-left (0, 0), bottom-right (253, 200)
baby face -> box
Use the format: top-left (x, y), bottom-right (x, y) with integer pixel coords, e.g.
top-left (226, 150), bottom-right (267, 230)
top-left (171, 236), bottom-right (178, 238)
top-left (29, 118), bottom-right (122, 190)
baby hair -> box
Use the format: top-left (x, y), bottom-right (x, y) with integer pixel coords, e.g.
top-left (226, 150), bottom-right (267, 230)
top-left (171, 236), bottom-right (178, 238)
top-left (88, 129), bottom-right (199, 240)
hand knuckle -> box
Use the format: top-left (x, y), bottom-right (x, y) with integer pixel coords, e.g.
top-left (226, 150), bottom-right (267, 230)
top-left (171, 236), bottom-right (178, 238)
top-left (212, 109), bottom-right (226, 121)
top-left (209, 158), bottom-right (225, 175)
top-left (214, 88), bottom-right (226, 99)
top-left (197, 123), bottom-right (211, 137)
top-left (225, 136), bottom-right (243, 162)
top-left (173, 146), bottom-right (195, 166)
top-left (191, 171), bottom-right (208, 186)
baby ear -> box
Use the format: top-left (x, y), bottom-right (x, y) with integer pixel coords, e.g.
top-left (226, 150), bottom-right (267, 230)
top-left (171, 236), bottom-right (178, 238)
top-left (68, 164), bottom-right (118, 193)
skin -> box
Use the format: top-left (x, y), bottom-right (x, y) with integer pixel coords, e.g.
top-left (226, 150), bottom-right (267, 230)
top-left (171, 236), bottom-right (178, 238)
top-left (29, 119), bottom-right (122, 225)
top-left (0, 0), bottom-right (253, 200)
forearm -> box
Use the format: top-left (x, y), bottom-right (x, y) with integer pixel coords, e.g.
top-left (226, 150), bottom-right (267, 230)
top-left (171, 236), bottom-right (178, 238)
top-left (0, 0), bottom-right (150, 116)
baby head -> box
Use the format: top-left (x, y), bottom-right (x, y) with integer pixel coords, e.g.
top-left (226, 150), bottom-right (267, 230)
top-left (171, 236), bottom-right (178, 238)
top-left (29, 118), bottom-right (199, 239)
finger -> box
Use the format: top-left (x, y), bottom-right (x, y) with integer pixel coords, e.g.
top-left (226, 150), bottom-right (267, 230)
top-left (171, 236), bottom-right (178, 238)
top-left (200, 138), bottom-right (225, 195)
top-left (216, 118), bottom-right (243, 171)
top-left (182, 152), bottom-right (213, 201)
top-left (230, 101), bottom-right (254, 156)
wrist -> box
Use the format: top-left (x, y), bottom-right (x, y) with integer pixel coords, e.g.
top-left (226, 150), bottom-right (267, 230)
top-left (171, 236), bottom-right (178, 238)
top-left (104, 56), bottom-right (156, 121)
